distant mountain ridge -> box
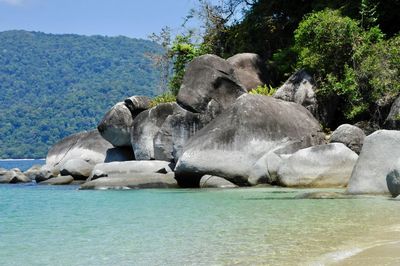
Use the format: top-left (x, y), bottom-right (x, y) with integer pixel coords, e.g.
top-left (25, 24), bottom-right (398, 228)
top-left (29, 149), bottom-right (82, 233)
top-left (0, 30), bottom-right (162, 158)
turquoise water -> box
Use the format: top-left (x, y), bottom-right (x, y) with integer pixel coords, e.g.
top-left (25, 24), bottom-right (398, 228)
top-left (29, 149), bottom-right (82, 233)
top-left (1, 184), bottom-right (400, 266)
top-left (0, 159), bottom-right (45, 171)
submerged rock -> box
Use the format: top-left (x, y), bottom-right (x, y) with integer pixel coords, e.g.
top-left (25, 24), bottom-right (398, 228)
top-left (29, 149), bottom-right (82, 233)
top-left (227, 53), bottom-right (268, 91)
top-left (330, 124), bottom-right (365, 154)
top-left (175, 94), bottom-right (325, 187)
top-left (295, 191), bottom-right (353, 199)
top-left (347, 130), bottom-right (400, 194)
top-left (277, 143), bottom-right (358, 188)
top-left (80, 173), bottom-right (178, 190)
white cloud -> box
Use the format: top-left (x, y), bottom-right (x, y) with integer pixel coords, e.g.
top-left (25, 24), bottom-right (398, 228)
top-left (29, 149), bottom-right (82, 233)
top-left (0, 0), bottom-right (26, 6)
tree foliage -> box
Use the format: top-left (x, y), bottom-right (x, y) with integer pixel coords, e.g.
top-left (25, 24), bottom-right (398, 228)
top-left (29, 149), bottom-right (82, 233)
top-left (0, 30), bottom-right (161, 158)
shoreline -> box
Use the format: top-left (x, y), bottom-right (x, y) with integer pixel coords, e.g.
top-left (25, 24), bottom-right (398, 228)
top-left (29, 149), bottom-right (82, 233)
top-left (311, 224), bottom-right (400, 265)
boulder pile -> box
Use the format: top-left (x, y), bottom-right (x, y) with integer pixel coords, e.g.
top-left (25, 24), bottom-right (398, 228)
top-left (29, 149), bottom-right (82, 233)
top-left (16, 53), bottom-right (396, 195)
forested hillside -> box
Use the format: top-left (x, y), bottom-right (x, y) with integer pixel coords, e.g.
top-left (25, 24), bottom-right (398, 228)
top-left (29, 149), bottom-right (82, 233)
top-left (0, 30), bottom-right (161, 158)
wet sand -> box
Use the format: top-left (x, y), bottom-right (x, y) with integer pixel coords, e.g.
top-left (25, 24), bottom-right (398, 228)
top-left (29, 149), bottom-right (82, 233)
top-left (334, 241), bottom-right (400, 265)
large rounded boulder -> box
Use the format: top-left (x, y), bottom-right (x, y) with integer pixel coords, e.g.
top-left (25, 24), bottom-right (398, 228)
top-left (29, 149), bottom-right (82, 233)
top-left (131, 103), bottom-right (180, 160)
top-left (97, 102), bottom-right (134, 147)
top-left (175, 94), bottom-right (325, 187)
top-left (153, 108), bottom-right (204, 162)
top-left (330, 124), bottom-right (366, 154)
top-left (60, 159), bottom-right (94, 180)
top-left (177, 54), bottom-right (246, 120)
top-left (227, 53), bottom-right (268, 91)
top-left (124, 96), bottom-right (151, 116)
top-left (46, 130), bottom-right (133, 173)
top-left (276, 143), bottom-right (358, 187)
top-left (347, 130), bottom-right (400, 194)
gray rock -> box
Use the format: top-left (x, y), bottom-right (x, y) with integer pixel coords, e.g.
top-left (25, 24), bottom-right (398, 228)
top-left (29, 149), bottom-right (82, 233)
top-left (60, 159), bottom-right (93, 180)
top-left (330, 124), bottom-right (366, 154)
top-left (227, 53), bottom-right (268, 91)
top-left (277, 143), bottom-right (358, 188)
top-left (248, 143), bottom-right (307, 185)
top-left (175, 94), bottom-right (325, 187)
top-left (33, 165), bottom-right (56, 183)
top-left (153, 107), bottom-right (204, 162)
top-left (38, 175), bottom-right (74, 185)
top-left (177, 54), bottom-right (246, 120)
top-left (80, 173), bottom-right (178, 190)
top-left (0, 169), bottom-right (31, 184)
top-left (385, 96), bottom-right (400, 129)
top-left (0, 169), bottom-right (12, 183)
top-left (46, 130), bottom-right (133, 173)
top-left (91, 169), bottom-right (107, 181)
top-left (347, 130), bottom-right (400, 194)
top-left (273, 70), bottom-right (317, 115)
top-left (387, 167), bottom-right (400, 197)
top-left (88, 160), bottom-right (172, 181)
top-left (24, 165), bottom-right (42, 180)
top-left (10, 172), bottom-right (31, 183)
top-left (124, 95), bottom-right (151, 115)
top-left (97, 102), bottom-right (134, 147)
top-left (353, 121), bottom-right (380, 136)
top-left (200, 175), bottom-right (238, 188)
top-left (131, 102), bottom-right (180, 160)
top-left (295, 191), bottom-right (353, 199)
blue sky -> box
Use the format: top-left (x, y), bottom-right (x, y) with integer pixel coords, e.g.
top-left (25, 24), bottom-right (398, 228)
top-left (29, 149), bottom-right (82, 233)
top-left (0, 0), bottom-right (206, 39)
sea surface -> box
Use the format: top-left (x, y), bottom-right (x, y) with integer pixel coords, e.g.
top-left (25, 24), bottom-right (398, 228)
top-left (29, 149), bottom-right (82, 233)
top-left (0, 159), bottom-right (45, 171)
top-left (1, 161), bottom-right (400, 265)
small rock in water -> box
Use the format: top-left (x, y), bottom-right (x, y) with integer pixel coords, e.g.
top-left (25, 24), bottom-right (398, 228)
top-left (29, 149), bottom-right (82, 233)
top-left (387, 169), bottom-right (400, 197)
top-left (295, 191), bottom-right (351, 199)
top-left (199, 175), bottom-right (238, 188)
top-left (38, 175), bottom-right (74, 185)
